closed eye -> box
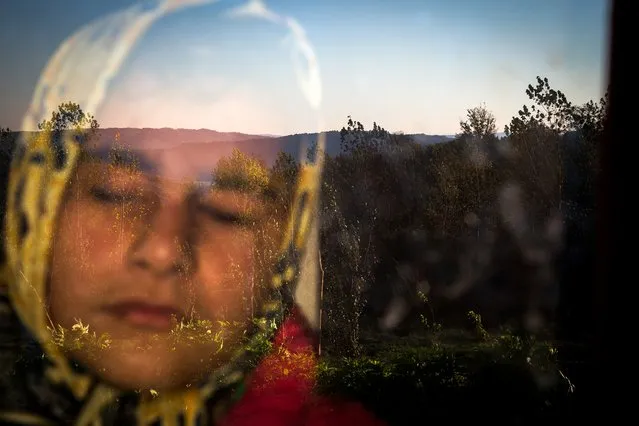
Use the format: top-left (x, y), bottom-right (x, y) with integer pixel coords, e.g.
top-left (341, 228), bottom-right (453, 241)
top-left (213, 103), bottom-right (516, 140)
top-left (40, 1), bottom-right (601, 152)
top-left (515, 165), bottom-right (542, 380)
top-left (197, 204), bottom-right (251, 226)
top-left (89, 186), bottom-right (143, 203)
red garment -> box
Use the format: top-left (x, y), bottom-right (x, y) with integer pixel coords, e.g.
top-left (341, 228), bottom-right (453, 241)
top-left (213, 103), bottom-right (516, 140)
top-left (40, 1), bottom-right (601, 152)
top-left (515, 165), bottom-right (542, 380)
top-left (219, 310), bottom-right (386, 426)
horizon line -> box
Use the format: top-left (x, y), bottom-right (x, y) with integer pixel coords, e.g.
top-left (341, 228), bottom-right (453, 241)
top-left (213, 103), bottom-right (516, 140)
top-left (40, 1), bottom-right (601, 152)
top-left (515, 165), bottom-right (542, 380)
top-left (7, 127), bottom-right (466, 138)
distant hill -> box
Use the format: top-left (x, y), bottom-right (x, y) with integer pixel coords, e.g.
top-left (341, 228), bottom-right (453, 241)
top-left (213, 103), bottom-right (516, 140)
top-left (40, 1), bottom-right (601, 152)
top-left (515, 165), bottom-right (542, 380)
top-left (98, 128), bottom-right (275, 150)
top-left (1, 128), bottom-right (454, 173)
top-left (203, 131), bottom-right (453, 164)
top-left (4, 128), bottom-right (274, 151)
top-left (410, 134), bottom-right (456, 145)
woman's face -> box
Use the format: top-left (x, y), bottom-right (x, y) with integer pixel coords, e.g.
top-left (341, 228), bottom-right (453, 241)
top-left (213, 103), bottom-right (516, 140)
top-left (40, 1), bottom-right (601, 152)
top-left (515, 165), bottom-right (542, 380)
top-left (47, 143), bottom-right (284, 391)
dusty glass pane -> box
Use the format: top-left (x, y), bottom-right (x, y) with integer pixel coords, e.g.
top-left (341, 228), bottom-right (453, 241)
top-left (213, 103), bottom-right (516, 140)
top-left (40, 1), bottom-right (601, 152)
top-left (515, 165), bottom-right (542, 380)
top-left (0, 1), bottom-right (608, 425)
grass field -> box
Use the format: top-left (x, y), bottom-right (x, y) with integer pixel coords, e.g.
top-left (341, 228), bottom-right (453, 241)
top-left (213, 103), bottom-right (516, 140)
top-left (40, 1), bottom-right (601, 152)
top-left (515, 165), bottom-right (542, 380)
top-left (316, 327), bottom-right (584, 426)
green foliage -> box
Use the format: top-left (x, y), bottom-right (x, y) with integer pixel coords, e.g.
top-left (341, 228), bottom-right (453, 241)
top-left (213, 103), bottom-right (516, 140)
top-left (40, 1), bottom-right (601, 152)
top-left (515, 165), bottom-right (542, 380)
top-left (467, 310), bottom-right (490, 341)
top-left (28, 102), bottom-right (101, 157)
top-left (417, 291), bottom-right (441, 333)
top-left (504, 75), bottom-right (607, 138)
top-left (500, 76), bottom-right (605, 217)
top-left (317, 334), bottom-right (572, 426)
top-left (459, 103), bottom-right (497, 140)
top-left (213, 148), bottom-right (271, 194)
top-left (339, 116), bottom-right (392, 155)
top-left (243, 318), bottom-right (276, 368)
top-left (37, 101), bottom-right (99, 132)
top-left (317, 75), bottom-right (600, 366)
top-left (268, 151), bottom-right (299, 203)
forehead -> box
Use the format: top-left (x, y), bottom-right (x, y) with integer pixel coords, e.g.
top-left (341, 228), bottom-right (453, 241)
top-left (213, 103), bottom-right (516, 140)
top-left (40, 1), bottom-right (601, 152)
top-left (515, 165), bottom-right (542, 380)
top-left (83, 138), bottom-right (269, 184)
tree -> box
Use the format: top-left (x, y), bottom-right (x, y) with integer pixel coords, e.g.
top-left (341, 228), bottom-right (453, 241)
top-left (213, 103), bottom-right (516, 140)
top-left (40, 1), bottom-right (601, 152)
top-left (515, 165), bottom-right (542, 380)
top-left (502, 76), bottom-right (605, 212)
top-left (504, 76), bottom-right (608, 138)
top-left (339, 116), bottom-right (393, 155)
top-left (500, 77), bottom-right (602, 353)
top-left (37, 102), bottom-right (99, 132)
top-left (270, 151), bottom-right (298, 186)
top-left (35, 102), bottom-right (101, 157)
top-left (268, 151), bottom-right (299, 204)
top-left (459, 104), bottom-right (497, 140)
top-left (212, 148), bottom-right (270, 194)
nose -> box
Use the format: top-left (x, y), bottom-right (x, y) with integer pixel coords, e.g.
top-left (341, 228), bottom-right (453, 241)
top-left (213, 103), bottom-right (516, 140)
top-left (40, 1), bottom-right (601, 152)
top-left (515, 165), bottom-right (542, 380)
top-left (127, 198), bottom-right (192, 279)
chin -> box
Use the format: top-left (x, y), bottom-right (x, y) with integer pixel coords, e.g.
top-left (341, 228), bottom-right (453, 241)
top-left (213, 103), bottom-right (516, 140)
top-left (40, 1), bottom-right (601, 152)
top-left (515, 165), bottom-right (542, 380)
top-left (76, 343), bottom-right (206, 391)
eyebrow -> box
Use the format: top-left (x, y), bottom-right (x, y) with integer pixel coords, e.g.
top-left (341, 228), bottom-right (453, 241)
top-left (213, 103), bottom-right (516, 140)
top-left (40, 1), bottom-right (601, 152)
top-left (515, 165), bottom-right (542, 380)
top-left (209, 174), bottom-right (280, 201)
top-left (80, 147), bottom-right (285, 201)
top-left (81, 146), bottom-right (158, 173)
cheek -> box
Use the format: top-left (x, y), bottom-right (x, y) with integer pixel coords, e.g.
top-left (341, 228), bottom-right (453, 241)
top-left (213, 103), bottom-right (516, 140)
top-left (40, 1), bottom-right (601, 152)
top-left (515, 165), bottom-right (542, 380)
top-left (193, 234), bottom-right (256, 320)
top-left (48, 201), bottom-right (124, 321)
top-left (55, 191), bottom-right (140, 263)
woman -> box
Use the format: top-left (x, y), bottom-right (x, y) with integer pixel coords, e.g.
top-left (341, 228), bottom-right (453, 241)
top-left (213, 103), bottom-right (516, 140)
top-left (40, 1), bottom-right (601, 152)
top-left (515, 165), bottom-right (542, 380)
top-left (0, 1), bottom-right (386, 425)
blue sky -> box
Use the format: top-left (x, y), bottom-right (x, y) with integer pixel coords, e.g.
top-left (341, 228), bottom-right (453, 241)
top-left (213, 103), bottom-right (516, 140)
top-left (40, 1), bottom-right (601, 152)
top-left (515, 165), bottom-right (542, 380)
top-left (0, 0), bottom-right (610, 135)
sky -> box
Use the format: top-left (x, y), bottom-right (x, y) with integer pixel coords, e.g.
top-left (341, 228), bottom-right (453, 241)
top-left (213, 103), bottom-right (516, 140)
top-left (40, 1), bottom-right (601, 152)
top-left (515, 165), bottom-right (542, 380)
top-left (0, 0), bottom-right (611, 135)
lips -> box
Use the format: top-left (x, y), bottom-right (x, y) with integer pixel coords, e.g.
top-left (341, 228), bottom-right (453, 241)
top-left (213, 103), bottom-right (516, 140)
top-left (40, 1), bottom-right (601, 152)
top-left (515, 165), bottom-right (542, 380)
top-left (104, 301), bottom-right (182, 331)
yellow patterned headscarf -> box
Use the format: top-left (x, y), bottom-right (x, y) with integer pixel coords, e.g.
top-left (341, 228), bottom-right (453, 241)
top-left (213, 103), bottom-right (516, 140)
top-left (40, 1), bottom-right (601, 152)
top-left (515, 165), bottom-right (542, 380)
top-left (0, 1), bottom-right (324, 425)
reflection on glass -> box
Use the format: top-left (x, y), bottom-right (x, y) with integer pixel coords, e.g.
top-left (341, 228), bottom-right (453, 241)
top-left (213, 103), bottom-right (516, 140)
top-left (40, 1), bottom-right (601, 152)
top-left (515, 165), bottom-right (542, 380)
top-left (0, 0), bottom-right (607, 425)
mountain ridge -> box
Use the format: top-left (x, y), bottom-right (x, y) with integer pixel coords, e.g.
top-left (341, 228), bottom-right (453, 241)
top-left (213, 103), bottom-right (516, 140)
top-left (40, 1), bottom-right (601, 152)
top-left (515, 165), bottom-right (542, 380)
top-left (2, 128), bottom-right (454, 169)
